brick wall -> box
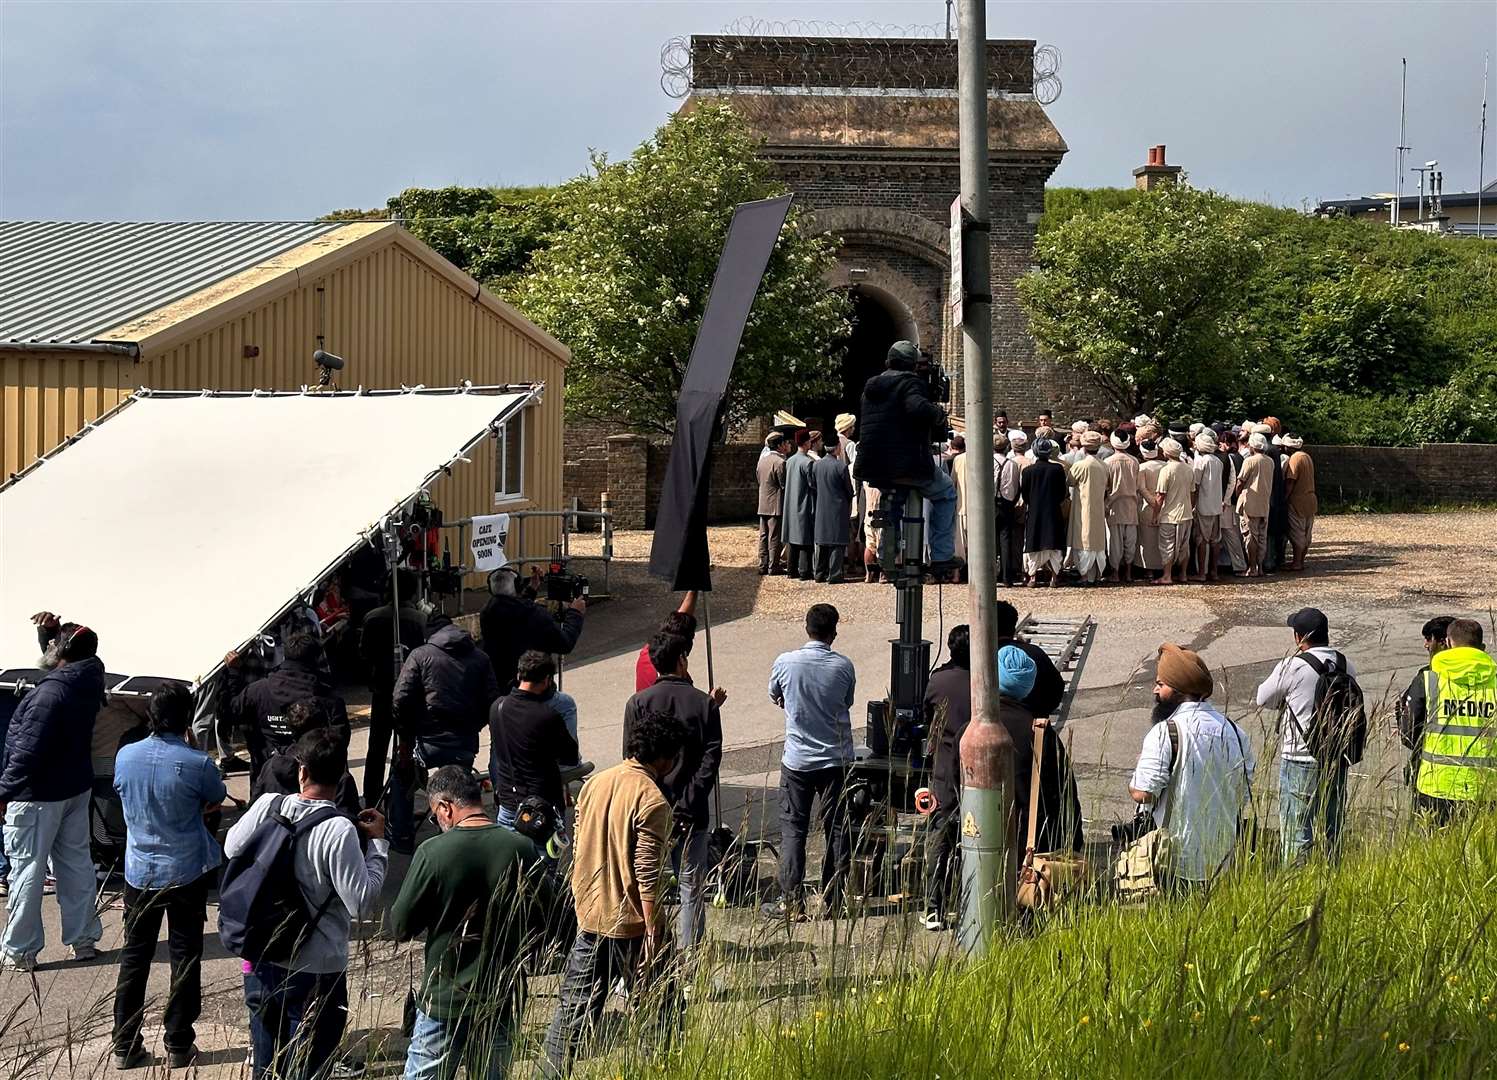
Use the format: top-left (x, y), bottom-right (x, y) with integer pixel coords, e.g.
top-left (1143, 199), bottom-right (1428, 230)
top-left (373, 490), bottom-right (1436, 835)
top-left (690, 35), bottom-right (1035, 94)
top-left (1308, 443), bottom-right (1497, 503)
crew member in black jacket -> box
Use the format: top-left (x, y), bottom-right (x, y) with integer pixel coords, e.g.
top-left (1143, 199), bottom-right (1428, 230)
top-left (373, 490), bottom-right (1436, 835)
top-left (479, 567), bottom-right (586, 690)
top-left (621, 631), bottom-right (725, 950)
top-left (224, 632), bottom-right (349, 782)
top-left (922, 626), bottom-right (973, 930)
top-left (994, 602), bottom-right (1065, 719)
top-left (489, 650), bottom-right (580, 830)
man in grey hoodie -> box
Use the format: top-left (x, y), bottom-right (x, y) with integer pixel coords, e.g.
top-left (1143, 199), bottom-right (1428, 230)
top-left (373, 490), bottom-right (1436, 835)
top-left (226, 730), bottom-right (388, 1080)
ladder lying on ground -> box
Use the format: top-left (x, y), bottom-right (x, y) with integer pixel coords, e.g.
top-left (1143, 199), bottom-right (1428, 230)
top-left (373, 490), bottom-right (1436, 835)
top-left (1014, 612), bottom-right (1098, 731)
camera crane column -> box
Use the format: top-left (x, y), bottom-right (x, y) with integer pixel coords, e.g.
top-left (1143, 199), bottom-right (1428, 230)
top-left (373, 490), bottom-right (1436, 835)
top-left (866, 488), bottom-right (932, 766)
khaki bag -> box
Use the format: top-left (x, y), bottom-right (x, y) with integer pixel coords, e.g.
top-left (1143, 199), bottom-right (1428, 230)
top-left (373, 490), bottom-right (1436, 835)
top-left (1017, 719), bottom-right (1089, 910)
top-left (1112, 719), bottom-right (1179, 902)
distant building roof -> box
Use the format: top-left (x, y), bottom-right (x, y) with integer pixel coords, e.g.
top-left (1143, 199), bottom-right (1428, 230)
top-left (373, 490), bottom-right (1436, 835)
top-left (0, 220), bottom-right (342, 345)
top-left (1315, 189), bottom-right (1494, 215)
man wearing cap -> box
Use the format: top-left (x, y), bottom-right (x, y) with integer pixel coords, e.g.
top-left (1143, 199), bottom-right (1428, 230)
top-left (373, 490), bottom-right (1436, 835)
top-left (1066, 430), bottom-right (1109, 585)
top-left (1255, 608), bottom-right (1360, 863)
top-left (0, 621), bottom-right (106, 970)
top-left (1190, 431), bottom-right (1225, 582)
top-left (1128, 644), bottom-right (1255, 889)
top-left (853, 341), bottom-right (962, 578)
top-left (756, 433), bottom-right (789, 576)
top-left (1281, 435), bottom-right (1316, 572)
top-left (1020, 438), bottom-right (1068, 587)
top-left (1150, 439), bottom-right (1196, 586)
top-left (1104, 428), bottom-right (1140, 584)
top-left (812, 439), bottom-right (855, 584)
top-left (782, 431), bottom-right (817, 580)
top-left (1234, 432), bottom-right (1273, 577)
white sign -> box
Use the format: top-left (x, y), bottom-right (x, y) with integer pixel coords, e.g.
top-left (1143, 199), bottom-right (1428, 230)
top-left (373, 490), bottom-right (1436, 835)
top-left (950, 196), bottom-right (965, 328)
top-left (470, 513), bottom-right (509, 572)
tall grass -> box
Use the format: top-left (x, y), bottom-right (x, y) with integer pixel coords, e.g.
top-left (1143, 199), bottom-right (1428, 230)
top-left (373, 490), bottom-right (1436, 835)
top-left (599, 809), bottom-right (1497, 1079)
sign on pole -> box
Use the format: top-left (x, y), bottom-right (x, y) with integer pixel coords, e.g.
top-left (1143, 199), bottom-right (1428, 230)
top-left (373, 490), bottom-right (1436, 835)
top-left (470, 513), bottom-right (509, 572)
top-left (950, 196), bottom-right (966, 329)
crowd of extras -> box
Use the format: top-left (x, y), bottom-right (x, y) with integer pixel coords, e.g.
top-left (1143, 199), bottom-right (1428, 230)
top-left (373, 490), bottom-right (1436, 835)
top-left (4, 576), bottom-right (1494, 1080)
top-left (755, 340), bottom-right (1319, 588)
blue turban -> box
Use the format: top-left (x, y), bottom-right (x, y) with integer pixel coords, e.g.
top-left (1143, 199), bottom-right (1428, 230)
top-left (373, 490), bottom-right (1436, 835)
top-left (997, 645), bottom-right (1037, 700)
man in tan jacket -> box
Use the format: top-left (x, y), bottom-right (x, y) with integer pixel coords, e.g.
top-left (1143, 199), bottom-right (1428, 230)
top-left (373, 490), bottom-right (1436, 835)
top-left (1235, 432), bottom-right (1273, 577)
top-left (543, 710), bottom-right (687, 1076)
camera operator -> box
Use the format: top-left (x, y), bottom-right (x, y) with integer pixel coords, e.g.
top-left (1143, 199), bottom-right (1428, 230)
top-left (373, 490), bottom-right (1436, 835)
top-left (223, 632), bottom-right (350, 783)
top-left (479, 566), bottom-right (586, 691)
top-left (852, 340), bottom-right (962, 578)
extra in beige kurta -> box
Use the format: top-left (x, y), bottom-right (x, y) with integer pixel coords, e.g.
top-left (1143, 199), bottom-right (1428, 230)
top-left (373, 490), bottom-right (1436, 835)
top-left (1137, 459), bottom-right (1165, 570)
top-left (1066, 455), bottom-right (1109, 552)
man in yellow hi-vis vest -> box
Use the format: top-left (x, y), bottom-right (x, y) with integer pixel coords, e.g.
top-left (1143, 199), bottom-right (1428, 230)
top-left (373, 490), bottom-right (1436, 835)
top-left (1417, 618), bottom-right (1497, 820)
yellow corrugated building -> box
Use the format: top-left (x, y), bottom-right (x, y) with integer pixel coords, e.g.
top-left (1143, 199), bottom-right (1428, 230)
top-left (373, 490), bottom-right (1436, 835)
top-left (0, 220), bottom-right (568, 553)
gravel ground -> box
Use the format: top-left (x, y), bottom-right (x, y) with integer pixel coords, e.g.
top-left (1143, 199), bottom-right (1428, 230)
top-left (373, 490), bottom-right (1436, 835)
top-left (572, 510), bottom-right (1497, 627)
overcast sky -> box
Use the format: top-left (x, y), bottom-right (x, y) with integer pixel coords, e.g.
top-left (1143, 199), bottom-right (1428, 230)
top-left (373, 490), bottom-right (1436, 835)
top-left (1, 1), bottom-right (1492, 220)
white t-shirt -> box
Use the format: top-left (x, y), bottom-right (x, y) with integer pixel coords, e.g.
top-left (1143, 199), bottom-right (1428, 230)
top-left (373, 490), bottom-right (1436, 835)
top-left (1255, 647), bottom-right (1358, 760)
top-left (1130, 701), bottom-right (1257, 882)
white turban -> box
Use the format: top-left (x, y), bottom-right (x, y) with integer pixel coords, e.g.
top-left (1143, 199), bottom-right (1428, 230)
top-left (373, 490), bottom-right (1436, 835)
top-left (1194, 431), bottom-right (1218, 454)
top-left (1110, 430), bottom-right (1132, 449)
top-left (1070, 420), bottom-right (1088, 435)
top-left (1009, 430), bottom-right (1029, 447)
top-left (1248, 432), bottom-right (1269, 452)
top-left (1133, 414), bottom-right (1155, 428)
top-left (1160, 437), bottom-right (1183, 459)
top-left (1188, 422), bottom-right (1205, 437)
top-left (1281, 434), bottom-right (1304, 450)
top-left (1140, 442), bottom-right (1161, 460)
top-left (1270, 434), bottom-right (1283, 446)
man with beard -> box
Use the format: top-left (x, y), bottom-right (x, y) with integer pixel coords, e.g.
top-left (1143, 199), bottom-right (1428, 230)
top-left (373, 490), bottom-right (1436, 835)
top-left (1020, 438), bottom-right (1068, 588)
top-left (1128, 644), bottom-right (1255, 889)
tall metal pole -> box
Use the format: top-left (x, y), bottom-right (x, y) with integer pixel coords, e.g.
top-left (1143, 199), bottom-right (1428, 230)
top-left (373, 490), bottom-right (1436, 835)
top-left (955, 0), bottom-right (1016, 956)
top-left (1478, 52), bottom-right (1488, 239)
top-left (1394, 59), bottom-right (1408, 226)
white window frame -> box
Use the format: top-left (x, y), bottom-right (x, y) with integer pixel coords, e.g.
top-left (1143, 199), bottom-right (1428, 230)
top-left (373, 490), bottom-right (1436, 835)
top-left (494, 407), bottom-right (527, 505)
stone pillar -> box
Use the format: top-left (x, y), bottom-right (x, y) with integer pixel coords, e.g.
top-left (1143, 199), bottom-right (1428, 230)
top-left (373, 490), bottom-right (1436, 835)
top-left (606, 434), bottom-right (650, 529)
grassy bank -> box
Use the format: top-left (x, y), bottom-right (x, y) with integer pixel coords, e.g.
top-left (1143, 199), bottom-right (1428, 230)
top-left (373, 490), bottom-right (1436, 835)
top-left (601, 811), bottom-right (1497, 1079)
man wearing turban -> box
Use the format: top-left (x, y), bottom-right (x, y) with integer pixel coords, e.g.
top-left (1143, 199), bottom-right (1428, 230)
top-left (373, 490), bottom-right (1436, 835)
top-left (1148, 438), bottom-right (1197, 586)
top-left (1104, 428), bottom-right (1140, 583)
top-left (1281, 434), bottom-right (1316, 571)
top-left (1066, 430), bottom-right (1109, 584)
top-left (1127, 644), bottom-right (1256, 887)
top-left (1233, 433), bottom-right (1273, 577)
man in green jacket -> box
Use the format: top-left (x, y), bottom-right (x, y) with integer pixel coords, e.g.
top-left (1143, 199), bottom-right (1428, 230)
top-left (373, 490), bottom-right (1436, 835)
top-left (390, 766), bottom-right (553, 1079)
top-left (1415, 618), bottom-right (1497, 821)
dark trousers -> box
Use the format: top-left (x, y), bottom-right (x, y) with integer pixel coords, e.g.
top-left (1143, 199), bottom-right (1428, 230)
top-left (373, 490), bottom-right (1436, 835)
top-left (541, 931), bottom-right (679, 1077)
top-left (362, 686), bottom-right (395, 807)
top-left (813, 545), bottom-right (845, 583)
top-left (777, 764), bottom-right (851, 906)
top-left (786, 544), bottom-right (813, 579)
top-left (112, 873), bottom-right (211, 1055)
top-left (757, 515), bottom-right (783, 573)
top-left (923, 805), bottom-right (960, 916)
top-left (995, 499), bottom-right (1022, 585)
top-left (243, 964), bottom-right (348, 1080)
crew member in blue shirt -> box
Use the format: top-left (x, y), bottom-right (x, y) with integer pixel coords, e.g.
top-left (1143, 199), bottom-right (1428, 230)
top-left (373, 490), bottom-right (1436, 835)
top-left (110, 682), bottom-right (228, 1071)
top-left (762, 603), bottom-right (857, 921)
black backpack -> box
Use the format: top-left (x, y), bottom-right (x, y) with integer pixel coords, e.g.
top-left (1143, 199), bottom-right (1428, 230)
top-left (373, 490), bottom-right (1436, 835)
top-left (1291, 651), bottom-right (1368, 767)
top-left (218, 795), bottom-right (344, 964)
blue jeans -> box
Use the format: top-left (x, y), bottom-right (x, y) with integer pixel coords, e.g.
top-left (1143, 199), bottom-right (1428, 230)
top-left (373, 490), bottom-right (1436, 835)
top-left (541, 931), bottom-right (680, 1077)
top-left (1, 792), bottom-right (103, 962)
top-left (675, 829), bottom-right (711, 951)
top-left (878, 471), bottom-right (959, 566)
top-left (404, 1003), bottom-right (520, 1080)
top-left (243, 964), bottom-right (347, 1080)
top-left (1279, 757), bottom-right (1349, 864)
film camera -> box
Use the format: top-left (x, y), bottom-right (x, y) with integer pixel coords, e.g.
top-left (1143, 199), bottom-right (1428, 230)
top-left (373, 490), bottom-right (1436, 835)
top-left (914, 349), bottom-right (951, 405)
top-left (544, 560), bottom-right (590, 602)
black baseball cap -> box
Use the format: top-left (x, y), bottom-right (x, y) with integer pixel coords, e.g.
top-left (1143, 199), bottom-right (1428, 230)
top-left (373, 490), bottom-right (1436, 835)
top-left (1287, 607), bottom-right (1329, 641)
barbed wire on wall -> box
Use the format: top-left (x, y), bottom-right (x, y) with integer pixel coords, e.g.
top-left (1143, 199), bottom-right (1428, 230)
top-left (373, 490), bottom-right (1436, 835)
top-left (660, 25), bottom-right (1062, 106)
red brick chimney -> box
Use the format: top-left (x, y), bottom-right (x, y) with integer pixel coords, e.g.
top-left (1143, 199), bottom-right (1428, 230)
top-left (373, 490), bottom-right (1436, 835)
top-left (1134, 144), bottom-right (1183, 191)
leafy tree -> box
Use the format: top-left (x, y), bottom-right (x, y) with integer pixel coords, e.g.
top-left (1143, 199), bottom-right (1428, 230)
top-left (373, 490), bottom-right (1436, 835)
top-left (510, 103), bottom-right (849, 435)
top-left (1038, 187), bottom-right (1142, 235)
top-left (1018, 184), bottom-right (1263, 415)
top-left (1294, 263), bottom-right (1432, 392)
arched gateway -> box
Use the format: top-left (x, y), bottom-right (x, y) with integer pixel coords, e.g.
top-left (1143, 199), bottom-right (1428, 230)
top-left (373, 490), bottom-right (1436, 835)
top-left (679, 33), bottom-right (1107, 425)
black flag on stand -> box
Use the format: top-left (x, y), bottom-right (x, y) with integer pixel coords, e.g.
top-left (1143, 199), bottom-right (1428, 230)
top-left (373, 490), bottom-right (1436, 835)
top-left (648, 195), bottom-right (794, 591)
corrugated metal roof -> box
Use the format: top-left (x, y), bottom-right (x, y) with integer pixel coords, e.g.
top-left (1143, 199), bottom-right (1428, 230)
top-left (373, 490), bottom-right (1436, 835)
top-left (0, 221), bottom-right (345, 345)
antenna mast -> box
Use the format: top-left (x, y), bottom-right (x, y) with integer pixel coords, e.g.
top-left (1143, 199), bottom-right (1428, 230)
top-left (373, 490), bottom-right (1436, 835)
top-left (1479, 52), bottom-right (1489, 239)
top-left (1394, 58), bottom-right (1409, 226)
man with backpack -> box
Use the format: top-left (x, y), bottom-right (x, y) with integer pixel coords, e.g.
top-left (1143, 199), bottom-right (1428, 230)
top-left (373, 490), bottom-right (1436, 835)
top-left (1255, 607), bottom-right (1364, 864)
top-left (222, 730), bottom-right (389, 1080)
top-left (389, 620), bottom-right (500, 853)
